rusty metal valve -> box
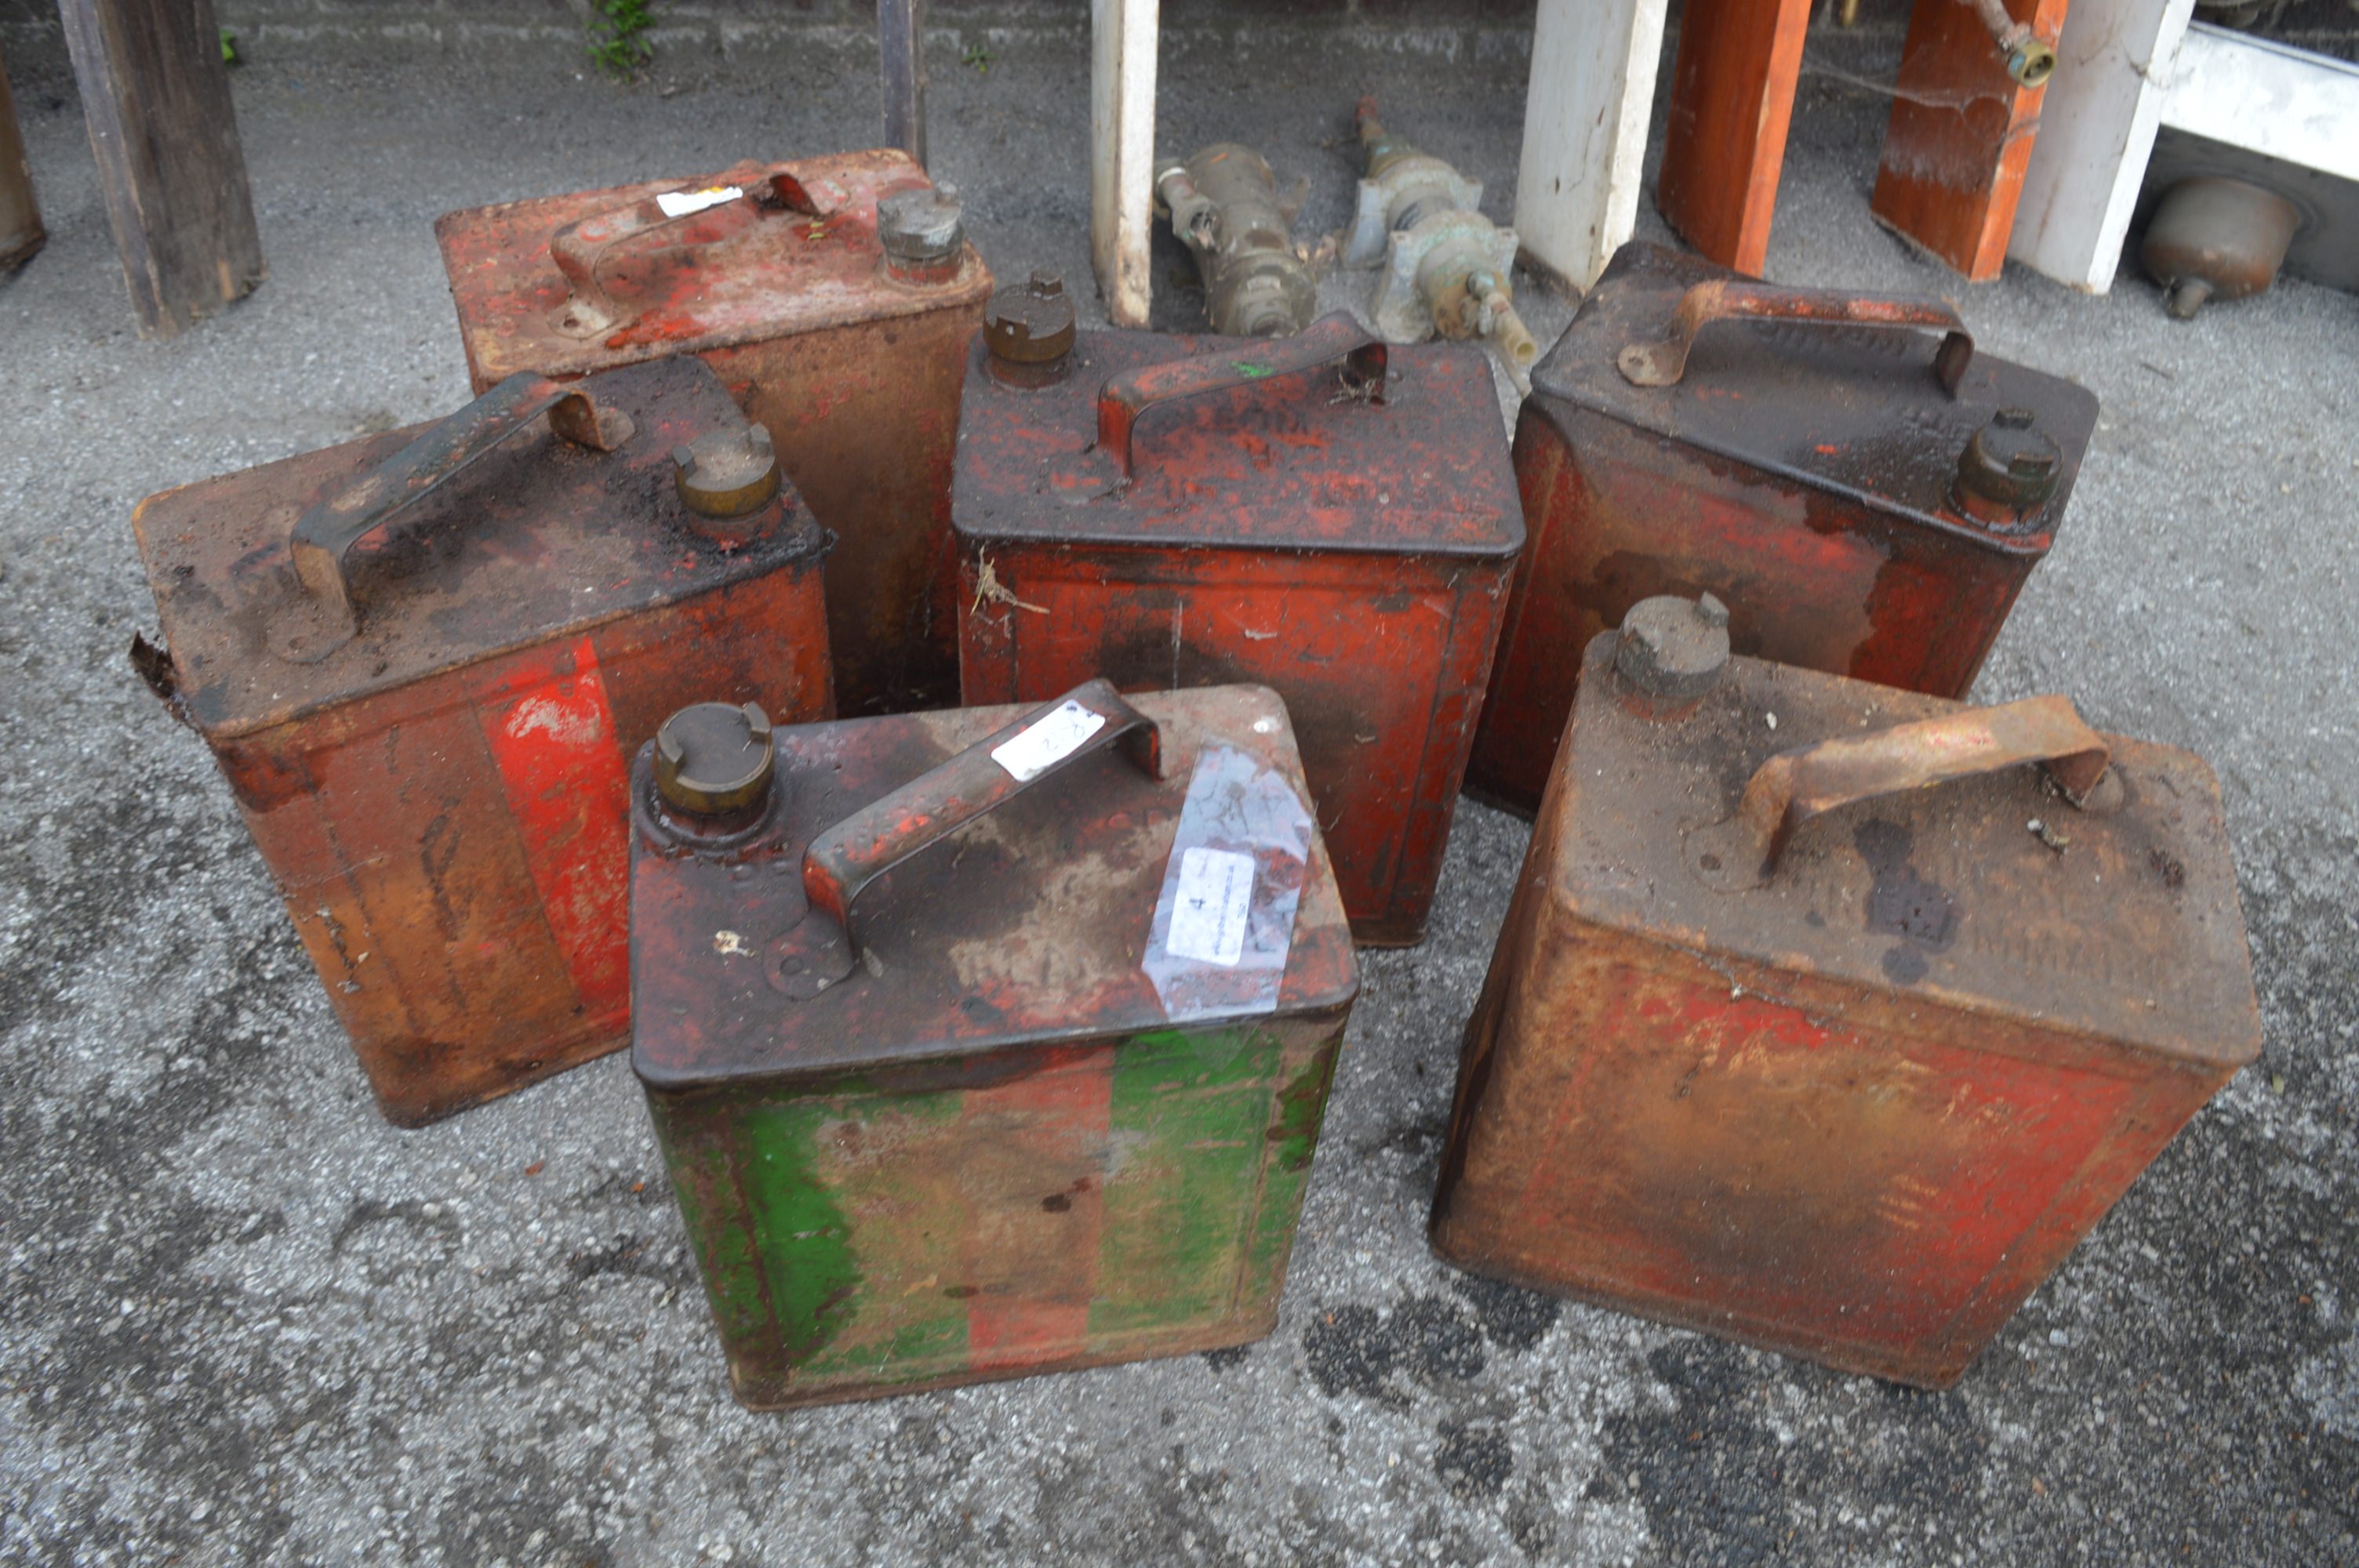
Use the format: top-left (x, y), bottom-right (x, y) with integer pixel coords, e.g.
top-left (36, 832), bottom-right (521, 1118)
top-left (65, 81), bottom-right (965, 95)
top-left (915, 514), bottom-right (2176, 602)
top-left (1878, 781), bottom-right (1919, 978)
top-left (1340, 101), bottom-right (1539, 392)
top-left (655, 701), bottom-right (777, 818)
top-left (1952, 408), bottom-right (2062, 528)
top-left (1616, 593), bottom-right (1731, 703)
top-left (673, 424), bottom-right (782, 520)
top-left (983, 271), bottom-right (1078, 387)
top-left (1154, 143), bottom-right (1316, 339)
top-left (877, 183), bottom-right (967, 284)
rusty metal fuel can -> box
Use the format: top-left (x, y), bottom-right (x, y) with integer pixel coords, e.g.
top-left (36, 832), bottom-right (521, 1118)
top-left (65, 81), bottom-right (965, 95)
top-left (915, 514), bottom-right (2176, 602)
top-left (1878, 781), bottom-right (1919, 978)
top-left (952, 298), bottom-right (1525, 947)
top-left (1467, 242), bottom-right (2099, 813)
top-left (130, 358), bottom-right (834, 1125)
top-left (434, 152), bottom-right (991, 717)
top-left (1431, 601), bottom-right (2259, 1388)
top-left (631, 679), bottom-right (1358, 1408)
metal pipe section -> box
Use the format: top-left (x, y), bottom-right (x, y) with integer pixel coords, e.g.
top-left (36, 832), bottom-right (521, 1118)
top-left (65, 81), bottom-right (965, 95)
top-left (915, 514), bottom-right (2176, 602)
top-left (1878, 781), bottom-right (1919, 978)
top-left (1154, 143), bottom-right (1315, 338)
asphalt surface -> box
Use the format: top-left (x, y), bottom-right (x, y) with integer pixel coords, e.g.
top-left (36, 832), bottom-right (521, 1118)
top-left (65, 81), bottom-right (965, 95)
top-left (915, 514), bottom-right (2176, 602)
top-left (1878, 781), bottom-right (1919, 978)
top-left (2, 7), bottom-right (2355, 1565)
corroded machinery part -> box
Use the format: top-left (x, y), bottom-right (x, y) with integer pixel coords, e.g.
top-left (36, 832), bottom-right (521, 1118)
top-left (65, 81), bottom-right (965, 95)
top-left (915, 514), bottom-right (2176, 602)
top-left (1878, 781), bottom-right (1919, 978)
top-left (1348, 101), bottom-right (1539, 390)
top-left (2139, 176), bottom-right (2303, 321)
top-left (1154, 143), bottom-right (1316, 338)
top-left (1340, 103), bottom-right (1482, 268)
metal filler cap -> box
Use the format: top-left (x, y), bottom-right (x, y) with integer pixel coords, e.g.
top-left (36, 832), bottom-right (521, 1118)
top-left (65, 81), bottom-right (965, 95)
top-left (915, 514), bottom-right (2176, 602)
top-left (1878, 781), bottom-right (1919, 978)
top-left (1954, 408), bottom-right (2063, 528)
top-left (1616, 593), bottom-right (1731, 702)
top-left (655, 702), bottom-right (776, 816)
top-left (984, 272), bottom-right (1078, 368)
top-left (877, 184), bottom-right (966, 264)
top-left (672, 426), bottom-right (782, 519)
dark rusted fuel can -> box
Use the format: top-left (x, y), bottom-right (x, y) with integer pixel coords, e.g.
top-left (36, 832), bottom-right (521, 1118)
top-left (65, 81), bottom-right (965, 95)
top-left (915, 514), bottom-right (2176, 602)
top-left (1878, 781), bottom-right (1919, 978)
top-left (953, 292), bottom-right (1524, 947)
top-left (1467, 242), bottom-right (2099, 813)
top-left (1432, 600), bottom-right (2259, 1388)
top-left (436, 152), bottom-right (990, 717)
top-left (130, 359), bottom-right (834, 1125)
top-left (631, 679), bottom-right (1358, 1408)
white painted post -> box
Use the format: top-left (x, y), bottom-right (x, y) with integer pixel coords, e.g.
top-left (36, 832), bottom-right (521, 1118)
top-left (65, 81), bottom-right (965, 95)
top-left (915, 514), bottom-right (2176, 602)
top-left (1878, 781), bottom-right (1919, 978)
top-left (2008, 0), bottom-right (2196, 293)
top-left (1510, 0), bottom-right (1670, 295)
top-left (2156, 24), bottom-right (2359, 181)
top-left (1091, 0), bottom-right (1160, 328)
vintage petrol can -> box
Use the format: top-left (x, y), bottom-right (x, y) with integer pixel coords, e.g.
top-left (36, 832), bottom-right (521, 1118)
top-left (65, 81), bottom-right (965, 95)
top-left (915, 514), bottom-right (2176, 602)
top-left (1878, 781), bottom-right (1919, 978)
top-left (1466, 241), bottom-right (2099, 813)
top-left (130, 358), bottom-right (834, 1126)
top-left (631, 679), bottom-right (1358, 1408)
top-left (435, 152), bottom-right (991, 717)
top-left (1431, 598), bottom-right (2260, 1388)
top-left (952, 292), bottom-right (1525, 947)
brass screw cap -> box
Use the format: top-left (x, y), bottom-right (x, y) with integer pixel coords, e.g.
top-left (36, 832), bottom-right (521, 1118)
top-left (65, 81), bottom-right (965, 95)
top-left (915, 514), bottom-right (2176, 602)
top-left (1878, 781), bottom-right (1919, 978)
top-left (673, 425), bottom-right (782, 519)
top-left (655, 702), bottom-right (776, 816)
top-left (1616, 593), bottom-right (1731, 701)
top-left (984, 271), bottom-right (1078, 367)
top-left (1954, 408), bottom-right (2061, 525)
top-left (878, 183), bottom-right (966, 264)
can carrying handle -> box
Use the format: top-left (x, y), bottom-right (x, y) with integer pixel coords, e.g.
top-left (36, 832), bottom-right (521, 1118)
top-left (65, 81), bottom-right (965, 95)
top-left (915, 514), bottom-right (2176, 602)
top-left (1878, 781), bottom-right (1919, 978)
top-left (779, 679), bottom-right (1166, 994)
top-left (1688, 695), bottom-right (2112, 891)
top-left (547, 165), bottom-right (838, 339)
top-left (1619, 279), bottom-right (1976, 397)
top-left (272, 372), bottom-right (635, 665)
top-left (1096, 312), bottom-right (1387, 479)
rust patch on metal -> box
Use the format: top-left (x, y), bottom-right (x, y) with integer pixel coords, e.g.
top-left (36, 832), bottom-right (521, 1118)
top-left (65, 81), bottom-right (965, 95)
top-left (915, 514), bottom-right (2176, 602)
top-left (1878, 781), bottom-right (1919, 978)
top-left (436, 149), bottom-right (991, 717)
top-left (1433, 628), bottom-right (2260, 1388)
top-left (129, 358), bottom-right (835, 1126)
top-left (952, 318), bottom-right (1522, 946)
top-left (1468, 242), bottom-right (2099, 814)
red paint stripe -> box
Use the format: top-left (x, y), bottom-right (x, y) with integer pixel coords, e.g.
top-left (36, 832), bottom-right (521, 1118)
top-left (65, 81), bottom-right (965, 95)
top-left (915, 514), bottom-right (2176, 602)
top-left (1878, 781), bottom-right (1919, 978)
top-left (963, 1044), bottom-right (1114, 1370)
top-left (477, 636), bottom-right (633, 1025)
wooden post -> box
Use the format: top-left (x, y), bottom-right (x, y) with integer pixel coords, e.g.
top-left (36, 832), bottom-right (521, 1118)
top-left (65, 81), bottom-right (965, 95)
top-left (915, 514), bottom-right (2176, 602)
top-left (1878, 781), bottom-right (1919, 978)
top-left (1090, 0), bottom-right (1157, 328)
top-left (1510, 0), bottom-right (1668, 296)
top-left (1869, 0), bottom-right (2069, 282)
top-left (1653, 0), bottom-right (1814, 277)
top-left (1, 45), bottom-right (45, 272)
top-left (59, 0), bottom-right (264, 337)
top-left (880, 0), bottom-right (928, 170)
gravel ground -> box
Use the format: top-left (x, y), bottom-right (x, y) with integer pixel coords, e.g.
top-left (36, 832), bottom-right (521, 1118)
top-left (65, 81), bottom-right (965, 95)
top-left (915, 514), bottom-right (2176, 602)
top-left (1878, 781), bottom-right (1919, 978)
top-left (1, 9), bottom-right (2354, 1566)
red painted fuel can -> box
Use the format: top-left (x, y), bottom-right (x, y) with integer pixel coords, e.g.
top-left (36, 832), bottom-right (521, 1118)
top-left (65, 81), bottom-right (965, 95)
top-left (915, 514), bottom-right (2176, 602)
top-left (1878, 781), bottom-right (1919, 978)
top-left (631, 679), bottom-right (1357, 1408)
top-left (130, 359), bottom-right (834, 1126)
top-left (435, 151), bottom-right (991, 716)
top-left (1432, 598), bottom-right (2259, 1388)
top-left (952, 292), bottom-right (1525, 946)
top-left (1467, 242), bottom-right (2099, 813)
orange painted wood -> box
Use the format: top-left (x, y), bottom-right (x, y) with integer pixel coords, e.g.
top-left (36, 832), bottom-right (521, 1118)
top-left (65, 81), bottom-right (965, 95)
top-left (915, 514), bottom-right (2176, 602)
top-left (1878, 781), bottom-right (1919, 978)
top-left (1655, 0), bottom-right (1815, 277)
top-left (1871, 0), bottom-right (2069, 281)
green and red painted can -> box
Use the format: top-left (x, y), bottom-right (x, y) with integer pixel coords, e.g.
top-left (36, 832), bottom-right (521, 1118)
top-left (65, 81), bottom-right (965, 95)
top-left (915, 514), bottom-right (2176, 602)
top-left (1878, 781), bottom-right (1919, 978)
top-left (631, 681), bottom-right (1358, 1407)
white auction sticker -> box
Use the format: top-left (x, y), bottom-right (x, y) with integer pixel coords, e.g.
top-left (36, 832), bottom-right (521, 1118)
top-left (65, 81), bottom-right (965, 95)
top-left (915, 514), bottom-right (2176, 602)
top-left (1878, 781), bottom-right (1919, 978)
top-left (1165, 848), bottom-right (1255, 966)
top-left (989, 699), bottom-right (1107, 782)
top-left (656, 185), bottom-right (742, 219)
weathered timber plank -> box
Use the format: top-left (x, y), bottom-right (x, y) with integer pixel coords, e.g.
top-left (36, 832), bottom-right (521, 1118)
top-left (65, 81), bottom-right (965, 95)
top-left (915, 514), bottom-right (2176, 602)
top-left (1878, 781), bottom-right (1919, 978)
top-left (1, 44), bottom-right (44, 271)
top-left (1654, 0), bottom-right (1815, 278)
top-left (59, 0), bottom-right (264, 336)
top-left (880, 0), bottom-right (927, 169)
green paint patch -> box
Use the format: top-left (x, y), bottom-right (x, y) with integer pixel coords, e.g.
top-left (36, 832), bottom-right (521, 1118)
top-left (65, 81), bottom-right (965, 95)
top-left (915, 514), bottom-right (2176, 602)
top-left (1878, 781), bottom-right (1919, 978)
top-left (1231, 362), bottom-right (1276, 379)
top-left (1092, 1026), bottom-right (1278, 1336)
top-left (1270, 1044), bottom-right (1339, 1173)
top-left (740, 1104), bottom-right (865, 1367)
top-left (652, 1107), bottom-right (780, 1373)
